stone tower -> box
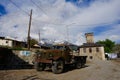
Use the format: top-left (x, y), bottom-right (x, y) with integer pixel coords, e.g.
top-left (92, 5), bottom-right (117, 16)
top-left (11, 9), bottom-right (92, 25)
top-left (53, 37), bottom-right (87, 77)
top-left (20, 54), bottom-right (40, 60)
top-left (85, 33), bottom-right (94, 43)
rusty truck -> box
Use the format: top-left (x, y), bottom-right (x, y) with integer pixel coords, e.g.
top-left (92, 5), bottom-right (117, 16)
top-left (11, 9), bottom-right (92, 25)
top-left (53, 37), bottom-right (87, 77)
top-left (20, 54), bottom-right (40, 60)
top-left (34, 44), bottom-right (87, 74)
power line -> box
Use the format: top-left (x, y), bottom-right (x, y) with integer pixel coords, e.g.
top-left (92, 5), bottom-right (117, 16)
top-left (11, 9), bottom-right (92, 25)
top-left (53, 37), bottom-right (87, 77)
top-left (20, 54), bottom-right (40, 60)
top-left (30, 0), bottom-right (48, 16)
top-left (8, 0), bottom-right (119, 27)
top-left (32, 19), bottom-right (118, 27)
top-left (73, 21), bottom-right (118, 27)
top-left (9, 0), bottom-right (29, 15)
top-left (32, 19), bottom-right (66, 25)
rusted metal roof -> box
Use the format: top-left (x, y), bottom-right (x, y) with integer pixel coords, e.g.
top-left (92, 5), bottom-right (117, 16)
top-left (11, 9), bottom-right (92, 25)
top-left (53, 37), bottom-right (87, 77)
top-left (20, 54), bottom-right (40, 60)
top-left (79, 43), bottom-right (103, 48)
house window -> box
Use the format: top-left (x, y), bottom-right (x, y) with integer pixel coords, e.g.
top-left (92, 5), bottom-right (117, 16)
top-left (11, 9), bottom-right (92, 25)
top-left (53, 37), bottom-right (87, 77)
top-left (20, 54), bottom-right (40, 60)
top-left (79, 48), bottom-right (80, 53)
top-left (96, 47), bottom-right (99, 52)
top-left (83, 48), bottom-right (86, 53)
top-left (89, 48), bottom-right (92, 53)
top-left (90, 56), bottom-right (93, 59)
top-left (6, 41), bottom-right (8, 43)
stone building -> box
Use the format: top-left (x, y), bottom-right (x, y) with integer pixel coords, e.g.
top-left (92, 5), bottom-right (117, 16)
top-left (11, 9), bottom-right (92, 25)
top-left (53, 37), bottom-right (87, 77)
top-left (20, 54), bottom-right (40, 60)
top-left (85, 33), bottom-right (94, 43)
top-left (79, 33), bottom-right (105, 60)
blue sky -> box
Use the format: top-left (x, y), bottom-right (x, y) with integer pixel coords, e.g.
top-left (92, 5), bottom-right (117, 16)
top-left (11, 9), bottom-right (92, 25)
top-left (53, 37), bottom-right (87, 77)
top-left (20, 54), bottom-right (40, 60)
top-left (66, 0), bottom-right (95, 7)
top-left (0, 4), bottom-right (7, 16)
top-left (0, 0), bottom-right (120, 45)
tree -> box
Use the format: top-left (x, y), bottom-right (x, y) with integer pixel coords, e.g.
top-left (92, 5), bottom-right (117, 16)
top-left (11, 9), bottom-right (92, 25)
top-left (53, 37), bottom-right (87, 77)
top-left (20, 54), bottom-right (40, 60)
top-left (113, 44), bottom-right (120, 54)
top-left (96, 39), bottom-right (115, 53)
top-left (30, 38), bottom-right (38, 47)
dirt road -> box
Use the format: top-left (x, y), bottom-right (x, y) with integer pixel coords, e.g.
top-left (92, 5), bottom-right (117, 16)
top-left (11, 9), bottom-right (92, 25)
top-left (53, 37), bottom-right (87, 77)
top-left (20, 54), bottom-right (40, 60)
top-left (0, 59), bottom-right (120, 80)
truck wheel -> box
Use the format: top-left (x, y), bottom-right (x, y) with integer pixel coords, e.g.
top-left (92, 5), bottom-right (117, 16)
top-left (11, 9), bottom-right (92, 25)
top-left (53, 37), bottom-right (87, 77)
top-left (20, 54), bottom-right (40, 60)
top-left (81, 63), bottom-right (85, 68)
top-left (52, 60), bottom-right (64, 74)
top-left (76, 62), bottom-right (82, 69)
top-left (35, 62), bottom-right (45, 71)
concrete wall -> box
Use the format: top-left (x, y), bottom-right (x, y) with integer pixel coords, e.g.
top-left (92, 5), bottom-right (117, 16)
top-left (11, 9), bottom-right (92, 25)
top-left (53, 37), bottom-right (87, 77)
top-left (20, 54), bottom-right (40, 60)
top-left (13, 50), bottom-right (36, 65)
top-left (0, 48), bottom-right (34, 69)
top-left (0, 39), bottom-right (12, 47)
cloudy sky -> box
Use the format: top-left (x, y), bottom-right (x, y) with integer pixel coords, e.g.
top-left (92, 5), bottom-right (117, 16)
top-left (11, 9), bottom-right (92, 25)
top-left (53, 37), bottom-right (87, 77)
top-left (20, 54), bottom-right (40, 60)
top-left (0, 0), bottom-right (120, 45)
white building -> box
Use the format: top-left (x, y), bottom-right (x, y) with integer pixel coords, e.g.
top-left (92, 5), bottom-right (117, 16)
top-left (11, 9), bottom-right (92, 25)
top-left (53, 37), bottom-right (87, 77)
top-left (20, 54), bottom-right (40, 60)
top-left (0, 37), bottom-right (26, 47)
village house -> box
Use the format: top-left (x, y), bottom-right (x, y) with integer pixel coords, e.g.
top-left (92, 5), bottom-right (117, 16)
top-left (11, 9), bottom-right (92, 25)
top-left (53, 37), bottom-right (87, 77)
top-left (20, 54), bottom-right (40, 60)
top-left (79, 33), bottom-right (105, 60)
top-left (0, 37), bottom-right (26, 48)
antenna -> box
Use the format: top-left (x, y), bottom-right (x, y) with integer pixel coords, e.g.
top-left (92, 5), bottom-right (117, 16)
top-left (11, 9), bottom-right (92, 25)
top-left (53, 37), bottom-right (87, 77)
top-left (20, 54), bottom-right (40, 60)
top-left (38, 30), bottom-right (41, 43)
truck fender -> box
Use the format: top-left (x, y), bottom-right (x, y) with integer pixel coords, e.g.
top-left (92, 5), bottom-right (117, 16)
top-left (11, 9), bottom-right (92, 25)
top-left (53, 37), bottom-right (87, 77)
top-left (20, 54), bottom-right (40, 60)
top-left (52, 56), bottom-right (62, 61)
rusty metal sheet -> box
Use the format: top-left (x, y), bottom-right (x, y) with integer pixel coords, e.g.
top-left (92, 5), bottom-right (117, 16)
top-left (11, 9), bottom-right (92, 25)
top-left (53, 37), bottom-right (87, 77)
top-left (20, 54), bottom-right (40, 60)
top-left (36, 59), bottom-right (52, 63)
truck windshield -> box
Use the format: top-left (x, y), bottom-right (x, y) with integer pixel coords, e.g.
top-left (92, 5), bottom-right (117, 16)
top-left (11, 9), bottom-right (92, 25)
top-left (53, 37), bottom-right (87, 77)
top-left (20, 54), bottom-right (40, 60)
top-left (52, 46), bottom-right (64, 50)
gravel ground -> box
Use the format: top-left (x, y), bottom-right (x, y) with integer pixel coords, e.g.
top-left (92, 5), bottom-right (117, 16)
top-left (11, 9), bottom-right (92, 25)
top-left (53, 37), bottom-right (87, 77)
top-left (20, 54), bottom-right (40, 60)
top-left (0, 59), bottom-right (120, 80)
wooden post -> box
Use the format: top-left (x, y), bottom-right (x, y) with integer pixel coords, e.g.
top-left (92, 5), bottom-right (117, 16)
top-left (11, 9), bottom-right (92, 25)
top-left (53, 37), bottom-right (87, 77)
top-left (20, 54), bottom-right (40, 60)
top-left (27, 9), bottom-right (32, 50)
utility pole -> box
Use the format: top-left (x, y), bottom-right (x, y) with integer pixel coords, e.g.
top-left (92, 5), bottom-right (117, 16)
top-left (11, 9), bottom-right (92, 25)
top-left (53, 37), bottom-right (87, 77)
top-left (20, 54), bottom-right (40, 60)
top-left (38, 30), bottom-right (40, 42)
top-left (38, 30), bottom-right (41, 48)
top-left (27, 9), bottom-right (32, 50)
top-left (66, 23), bottom-right (75, 45)
top-left (66, 26), bottom-right (69, 43)
top-left (66, 23), bottom-right (75, 43)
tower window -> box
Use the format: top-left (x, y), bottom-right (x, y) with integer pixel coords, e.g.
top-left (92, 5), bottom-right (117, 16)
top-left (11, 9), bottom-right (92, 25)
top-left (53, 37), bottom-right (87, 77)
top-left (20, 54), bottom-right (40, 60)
top-left (89, 48), bottom-right (92, 53)
top-left (96, 47), bottom-right (99, 52)
top-left (83, 48), bottom-right (86, 53)
top-left (90, 56), bottom-right (93, 59)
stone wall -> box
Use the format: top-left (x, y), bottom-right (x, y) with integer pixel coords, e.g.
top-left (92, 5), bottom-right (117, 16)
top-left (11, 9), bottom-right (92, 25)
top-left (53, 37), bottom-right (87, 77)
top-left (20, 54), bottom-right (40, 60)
top-left (79, 46), bottom-right (105, 60)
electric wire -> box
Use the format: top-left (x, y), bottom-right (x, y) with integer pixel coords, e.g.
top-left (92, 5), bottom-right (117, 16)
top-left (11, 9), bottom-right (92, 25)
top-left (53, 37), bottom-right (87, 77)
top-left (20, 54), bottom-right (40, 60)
top-left (30, 0), bottom-right (48, 16)
top-left (32, 18), bottom-right (118, 27)
top-left (8, 0), bottom-right (120, 27)
top-left (9, 0), bottom-right (29, 16)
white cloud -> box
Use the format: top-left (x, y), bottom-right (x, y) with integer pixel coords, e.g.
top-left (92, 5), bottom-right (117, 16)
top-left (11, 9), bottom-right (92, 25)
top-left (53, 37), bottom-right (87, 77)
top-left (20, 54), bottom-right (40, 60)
top-left (74, 32), bottom-right (86, 45)
top-left (0, 0), bottom-right (120, 45)
top-left (95, 24), bottom-right (120, 42)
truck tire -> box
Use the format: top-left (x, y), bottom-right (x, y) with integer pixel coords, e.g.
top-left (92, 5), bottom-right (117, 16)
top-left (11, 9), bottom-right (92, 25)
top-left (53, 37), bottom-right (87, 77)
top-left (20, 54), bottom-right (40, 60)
top-left (35, 62), bottom-right (45, 71)
top-left (52, 60), bottom-right (64, 74)
top-left (76, 62), bottom-right (82, 69)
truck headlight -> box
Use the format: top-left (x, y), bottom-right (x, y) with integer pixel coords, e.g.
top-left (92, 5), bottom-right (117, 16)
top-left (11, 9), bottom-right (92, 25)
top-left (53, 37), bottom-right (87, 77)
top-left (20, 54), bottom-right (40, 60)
top-left (38, 54), bottom-right (41, 57)
top-left (49, 54), bottom-right (53, 57)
